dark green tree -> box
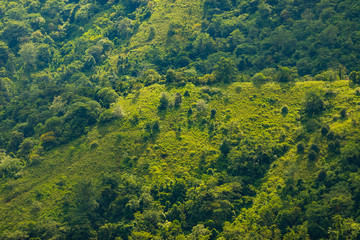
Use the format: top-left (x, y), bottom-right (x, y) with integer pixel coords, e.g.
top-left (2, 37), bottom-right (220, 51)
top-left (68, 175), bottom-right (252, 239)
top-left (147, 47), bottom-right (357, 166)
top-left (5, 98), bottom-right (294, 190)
top-left (213, 57), bottom-right (238, 83)
top-left (303, 91), bottom-right (324, 116)
top-left (158, 93), bottom-right (169, 111)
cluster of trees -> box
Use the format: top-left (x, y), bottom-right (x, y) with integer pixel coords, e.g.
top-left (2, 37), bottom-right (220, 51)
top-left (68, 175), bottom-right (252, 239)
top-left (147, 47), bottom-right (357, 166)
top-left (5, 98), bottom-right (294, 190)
top-left (137, 0), bottom-right (360, 78)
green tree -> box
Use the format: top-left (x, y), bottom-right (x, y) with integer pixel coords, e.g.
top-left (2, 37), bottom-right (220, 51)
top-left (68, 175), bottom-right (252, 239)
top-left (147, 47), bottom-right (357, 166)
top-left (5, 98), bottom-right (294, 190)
top-left (251, 72), bottom-right (268, 85)
top-left (158, 93), bottom-right (169, 111)
top-left (213, 57), bottom-right (238, 83)
top-left (0, 41), bottom-right (10, 66)
top-left (349, 71), bottom-right (360, 84)
top-left (276, 66), bottom-right (297, 82)
top-left (1, 20), bottom-right (31, 48)
top-left (97, 87), bottom-right (119, 108)
top-left (66, 178), bottom-right (99, 240)
top-left (19, 42), bottom-right (38, 71)
top-left (0, 149), bottom-right (22, 178)
top-left (303, 91), bottom-right (324, 115)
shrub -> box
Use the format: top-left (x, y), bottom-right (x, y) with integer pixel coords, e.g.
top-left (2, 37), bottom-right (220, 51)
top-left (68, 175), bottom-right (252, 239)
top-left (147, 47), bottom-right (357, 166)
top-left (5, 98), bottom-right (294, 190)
top-left (130, 114), bottom-right (139, 125)
top-left (213, 57), bottom-right (238, 83)
top-left (276, 66), bottom-right (297, 82)
top-left (99, 109), bottom-right (115, 123)
top-left (152, 121), bottom-right (160, 133)
top-left (303, 91), bottom-right (324, 115)
top-left (297, 142), bottom-right (305, 154)
top-left (174, 93), bottom-right (182, 108)
top-left (340, 108), bottom-right (347, 118)
top-left (90, 141), bottom-right (99, 149)
top-left (328, 141), bottom-right (335, 152)
top-left (327, 131), bottom-right (335, 140)
top-left (29, 154), bottom-right (42, 166)
top-left (142, 69), bottom-right (161, 86)
top-left (310, 144), bottom-right (320, 153)
top-left (321, 126), bottom-right (329, 136)
top-left (355, 88), bottom-right (360, 96)
top-left (334, 139), bottom-right (341, 149)
top-left (220, 139), bottom-right (231, 155)
top-left (188, 107), bottom-right (193, 116)
top-left (251, 72), bottom-right (268, 85)
top-left (17, 138), bottom-right (36, 157)
top-left (349, 71), bottom-right (360, 84)
top-left (304, 119), bottom-right (321, 132)
top-left (0, 150), bottom-right (22, 178)
top-left (281, 105), bottom-right (289, 115)
top-left (40, 131), bottom-right (57, 150)
top-left (112, 104), bottom-right (125, 118)
top-left (308, 150), bottom-right (317, 161)
top-left (210, 109), bottom-right (217, 119)
top-left (158, 93), bottom-right (169, 111)
top-left (316, 170), bottom-right (327, 182)
top-left (97, 87), bottom-right (119, 108)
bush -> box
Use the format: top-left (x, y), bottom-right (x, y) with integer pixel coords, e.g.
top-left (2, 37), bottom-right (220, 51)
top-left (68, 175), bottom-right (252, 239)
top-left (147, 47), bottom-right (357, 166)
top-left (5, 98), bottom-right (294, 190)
top-left (113, 104), bottom-right (125, 118)
top-left (310, 144), bottom-right (320, 153)
top-left (213, 57), bottom-right (238, 83)
top-left (158, 93), bottom-right (169, 111)
top-left (276, 66), bottom-right (297, 82)
top-left (328, 141), bottom-right (336, 153)
top-left (97, 87), bottom-right (119, 108)
top-left (355, 88), bottom-right (360, 96)
top-left (210, 109), bottom-right (217, 119)
top-left (130, 114), bottom-right (139, 125)
top-left (152, 121), bottom-right (160, 133)
top-left (304, 119), bottom-right (321, 132)
top-left (0, 150), bottom-right (22, 178)
top-left (297, 142), bottom-right (305, 154)
top-left (316, 170), bottom-right (327, 182)
top-left (142, 69), bottom-right (161, 86)
top-left (29, 154), bottom-right (42, 166)
top-left (303, 91), bottom-right (324, 115)
top-left (327, 131), bottom-right (335, 140)
top-left (17, 138), bottom-right (36, 157)
top-left (188, 107), bottom-right (193, 116)
top-left (99, 109), bottom-right (115, 123)
top-left (281, 105), bottom-right (289, 115)
top-left (40, 131), bottom-right (57, 150)
top-left (340, 108), bottom-right (347, 118)
top-left (220, 139), bottom-right (231, 155)
top-left (334, 139), bottom-right (341, 149)
top-left (349, 71), bottom-right (360, 84)
top-left (174, 93), bottom-right (182, 108)
top-left (308, 150), bottom-right (317, 161)
top-left (251, 73), bottom-right (268, 85)
top-left (321, 126), bottom-right (329, 136)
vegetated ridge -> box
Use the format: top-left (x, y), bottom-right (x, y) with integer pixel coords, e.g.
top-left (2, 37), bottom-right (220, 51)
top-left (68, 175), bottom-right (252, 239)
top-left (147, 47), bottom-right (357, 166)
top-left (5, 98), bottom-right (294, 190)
top-left (0, 0), bottom-right (360, 239)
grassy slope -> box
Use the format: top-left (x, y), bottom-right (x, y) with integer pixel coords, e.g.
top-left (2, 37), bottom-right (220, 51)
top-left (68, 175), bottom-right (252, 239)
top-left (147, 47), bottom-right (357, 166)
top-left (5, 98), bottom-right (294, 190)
top-left (127, 0), bottom-right (204, 59)
top-left (0, 80), bottom-right (359, 233)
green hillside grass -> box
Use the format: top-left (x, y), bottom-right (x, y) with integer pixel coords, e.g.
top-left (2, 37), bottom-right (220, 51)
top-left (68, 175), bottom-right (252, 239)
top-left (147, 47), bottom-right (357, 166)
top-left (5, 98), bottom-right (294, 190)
top-left (129, 0), bottom-right (203, 52)
top-left (1, 80), bottom-right (359, 238)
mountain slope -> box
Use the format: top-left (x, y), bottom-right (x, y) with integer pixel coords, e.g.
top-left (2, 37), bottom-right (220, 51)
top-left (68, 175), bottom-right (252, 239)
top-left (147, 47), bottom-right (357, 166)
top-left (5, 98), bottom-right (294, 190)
top-left (0, 0), bottom-right (360, 239)
top-left (1, 80), bottom-right (360, 239)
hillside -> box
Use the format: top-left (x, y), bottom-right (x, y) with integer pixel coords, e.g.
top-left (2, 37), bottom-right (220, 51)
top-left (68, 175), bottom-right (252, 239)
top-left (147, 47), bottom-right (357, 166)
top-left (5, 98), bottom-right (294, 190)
top-left (1, 81), bottom-right (360, 239)
top-left (0, 0), bottom-right (360, 239)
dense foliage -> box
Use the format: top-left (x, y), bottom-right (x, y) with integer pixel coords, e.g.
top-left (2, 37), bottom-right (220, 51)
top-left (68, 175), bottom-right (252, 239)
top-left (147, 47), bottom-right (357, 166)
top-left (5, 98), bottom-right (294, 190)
top-left (0, 0), bottom-right (360, 239)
